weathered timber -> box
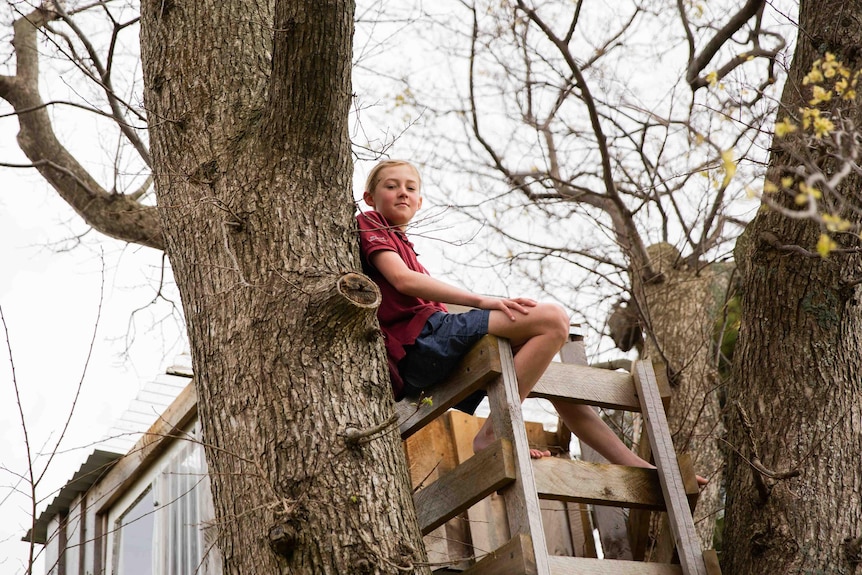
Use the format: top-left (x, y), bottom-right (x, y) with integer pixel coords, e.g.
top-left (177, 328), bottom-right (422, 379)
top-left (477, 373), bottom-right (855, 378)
top-left (530, 361), bottom-right (642, 411)
top-left (533, 457), bottom-right (665, 510)
top-left (632, 360), bottom-right (708, 575)
top-left (560, 337), bottom-right (633, 559)
top-left (461, 533), bottom-right (537, 575)
top-left (397, 335), bottom-right (502, 439)
top-left (485, 338), bottom-right (550, 574)
top-left (414, 438), bottom-right (517, 534)
top-left (548, 556), bottom-right (684, 575)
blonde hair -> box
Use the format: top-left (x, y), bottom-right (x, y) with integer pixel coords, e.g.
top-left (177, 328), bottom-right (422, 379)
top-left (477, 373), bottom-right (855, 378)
top-left (364, 160), bottom-right (422, 196)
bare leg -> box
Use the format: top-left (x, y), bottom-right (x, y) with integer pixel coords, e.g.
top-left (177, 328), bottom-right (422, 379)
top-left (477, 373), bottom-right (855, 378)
top-left (472, 304), bottom-right (568, 458)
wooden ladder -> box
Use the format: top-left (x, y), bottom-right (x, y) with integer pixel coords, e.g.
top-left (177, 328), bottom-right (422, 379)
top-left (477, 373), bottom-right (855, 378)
top-left (396, 333), bottom-right (721, 575)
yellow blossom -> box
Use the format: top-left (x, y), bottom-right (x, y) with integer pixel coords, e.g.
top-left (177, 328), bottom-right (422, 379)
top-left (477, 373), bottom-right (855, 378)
top-left (794, 193), bottom-right (808, 206)
top-left (781, 176), bottom-right (795, 188)
top-left (812, 116), bottom-right (835, 138)
top-left (763, 180), bottom-right (778, 194)
top-left (801, 107), bottom-right (820, 128)
top-left (822, 213), bottom-right (852, 232)
top-left (816, 233), bottom-right (837, 258)
top-left (809, 85), bottom-right (832, 105)
top-left (799, 182), bottom-right (822, 199)
top-left (706, 71), bottom-right (718, 87)
top-left (803, 66), bottom-right (823, 85)
top-left (775, 117), bottom-right (797, 137)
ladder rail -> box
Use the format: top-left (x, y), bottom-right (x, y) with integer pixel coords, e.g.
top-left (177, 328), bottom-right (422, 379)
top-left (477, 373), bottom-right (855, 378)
top-left (632, 360), bottom-right (708, 575)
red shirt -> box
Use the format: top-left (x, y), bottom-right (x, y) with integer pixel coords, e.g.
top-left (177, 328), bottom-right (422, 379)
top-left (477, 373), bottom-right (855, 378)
top-left (356, 210), bottom-right (447, 398)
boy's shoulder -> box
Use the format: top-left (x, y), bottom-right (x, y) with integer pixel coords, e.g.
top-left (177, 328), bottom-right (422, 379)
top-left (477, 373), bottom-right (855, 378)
top-left (357, 210), bottom-right (402, 254)
top-left (356, 209), bottom-right (387, 229)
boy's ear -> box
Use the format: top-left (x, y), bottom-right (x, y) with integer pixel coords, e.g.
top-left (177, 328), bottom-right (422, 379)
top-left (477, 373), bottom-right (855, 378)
top-left (363, 190), bottom-right (375, 208)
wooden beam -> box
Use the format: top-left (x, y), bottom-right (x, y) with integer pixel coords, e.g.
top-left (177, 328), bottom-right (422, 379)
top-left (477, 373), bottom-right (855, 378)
top-left (461, 533), bottom-right (537, 575)
top-left (86, 380), bottom-right (198, 514)
top-left (533, 457), bottom-right (666, 510)
top-left (632, 360), bottom-right (707, 575)
top-left (414, 438), bottom-right (517, 535)
top-left (548, 556), bottom-right (684, 575)
top-left (530, 362), bottom-right (643, 412)
top-left (397, 335), bottom-right (501, 440)
top-left (485, 338), bottom-right (551, 575)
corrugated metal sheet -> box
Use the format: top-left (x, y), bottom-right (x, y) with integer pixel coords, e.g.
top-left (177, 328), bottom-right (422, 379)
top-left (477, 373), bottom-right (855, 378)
top-left (23, 450), bottom-right (123, 544)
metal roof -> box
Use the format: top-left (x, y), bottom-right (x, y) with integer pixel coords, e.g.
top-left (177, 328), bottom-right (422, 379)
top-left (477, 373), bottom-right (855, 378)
top-left (23, 449), bottom-right (123, 544)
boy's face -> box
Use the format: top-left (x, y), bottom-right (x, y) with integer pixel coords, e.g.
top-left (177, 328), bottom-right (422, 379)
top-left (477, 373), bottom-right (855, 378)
top-left (363, 164), bottom-right (423, 229)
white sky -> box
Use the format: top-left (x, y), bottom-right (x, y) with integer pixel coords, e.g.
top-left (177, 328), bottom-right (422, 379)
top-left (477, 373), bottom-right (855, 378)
top-left (0, 137), bottom-right (188, 573)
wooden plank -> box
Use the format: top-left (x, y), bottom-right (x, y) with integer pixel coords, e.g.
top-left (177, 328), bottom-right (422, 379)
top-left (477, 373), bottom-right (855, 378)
top-left (533, 457), bottom-right (666, 510)
top-left (414, 438), bottom-right (517, 534)
top-left (703, 549), bottom-right (723, 575)
top-left (402, 416), bottom-right (472, 569)
top-left (565, 501), bottom-right (598, 558)
top-left (530, 362), bottom-right (642, 412)
top-left (397, 335), bottom-right (501, 440)
top-left (448, 412), bottom-right (509, 562)
top-left (548, 556), bottom-right (683, 575)
top-left (484, 338), bottom-right (551, 575)
top-left (560, 339), bottom-right (634, 560)
top-left (632, 360), bottom-right (707, 575)
top-left (461, 533), bottom-right (536, 575)
top-left (580, 443), bottom-right (634, 560)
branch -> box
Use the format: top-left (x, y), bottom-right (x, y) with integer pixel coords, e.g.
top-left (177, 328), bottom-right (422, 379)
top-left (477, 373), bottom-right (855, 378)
top-left (685, 0), bottom-right (767, 89)
top-left (1, 7), bottom-right (164, 250)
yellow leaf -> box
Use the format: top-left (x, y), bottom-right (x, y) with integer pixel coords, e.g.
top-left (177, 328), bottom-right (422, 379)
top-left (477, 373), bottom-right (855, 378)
top-left (763, 180), bottom-right (778, 194)
top-left (781, 176), bottom-right (795, 188)
top-left (795, 193), bottom-right (808, 205)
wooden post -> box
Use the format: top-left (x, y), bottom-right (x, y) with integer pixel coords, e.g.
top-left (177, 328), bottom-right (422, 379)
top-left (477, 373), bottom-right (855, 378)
top-left (632, 360), bottom-right (707, 575)
top-left (484, 337), bottom-right (551, 575)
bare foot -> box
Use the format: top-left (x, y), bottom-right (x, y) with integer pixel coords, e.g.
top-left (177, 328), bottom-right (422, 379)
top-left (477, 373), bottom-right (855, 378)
top-left (473, 426), bottom-right (551, 459)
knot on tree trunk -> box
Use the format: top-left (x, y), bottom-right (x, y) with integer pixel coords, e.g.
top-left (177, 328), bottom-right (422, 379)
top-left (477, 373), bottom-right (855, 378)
top-left (268, 521), bottom-right (299, 558)
top-left (306, 272), bottom-right (381, 338)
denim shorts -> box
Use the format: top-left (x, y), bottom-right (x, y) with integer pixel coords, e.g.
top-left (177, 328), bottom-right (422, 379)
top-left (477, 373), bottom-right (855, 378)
top-left (399, 309), bottom-right (490, 414)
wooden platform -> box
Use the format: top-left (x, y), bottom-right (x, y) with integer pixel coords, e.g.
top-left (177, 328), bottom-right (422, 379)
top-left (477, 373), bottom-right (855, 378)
top-left (398, 334), bottom-right (721, 575)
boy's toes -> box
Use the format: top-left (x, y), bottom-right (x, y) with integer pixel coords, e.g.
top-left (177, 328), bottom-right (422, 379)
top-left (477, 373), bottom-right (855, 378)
top-left (529, 448), bottom-right (552, 459)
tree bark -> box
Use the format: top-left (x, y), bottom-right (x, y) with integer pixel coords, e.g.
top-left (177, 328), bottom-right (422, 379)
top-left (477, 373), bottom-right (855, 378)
top-left (639, 243), bottom-right (727, 550)
top-left (726, 1), bottom-right (862, 572)
top-left (139, 0), bottom-right (429, 573)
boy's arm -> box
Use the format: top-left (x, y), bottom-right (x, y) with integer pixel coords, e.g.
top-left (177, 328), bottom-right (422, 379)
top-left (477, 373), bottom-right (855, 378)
top-left (369, 250), bottom-right (535, 321)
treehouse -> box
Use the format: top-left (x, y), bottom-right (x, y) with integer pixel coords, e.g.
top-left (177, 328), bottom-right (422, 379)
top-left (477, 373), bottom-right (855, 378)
top-left (27, 331), bottom-right (719, 574)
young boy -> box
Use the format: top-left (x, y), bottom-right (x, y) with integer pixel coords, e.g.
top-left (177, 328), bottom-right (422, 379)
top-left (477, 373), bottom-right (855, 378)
top-left (356, 159), bottom-right (660, 467)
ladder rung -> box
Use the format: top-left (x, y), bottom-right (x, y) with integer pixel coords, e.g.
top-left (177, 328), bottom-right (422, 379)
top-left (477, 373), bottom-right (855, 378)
top-left (549, 556), bottom-right (683, 574)
top-left (397, 336), bottom-right (502, 440)
top-left (534, 457), bottom-right (666, 510)
top-left (414, 438), bottom-right (516, 534)
top-left (460, 533), bottom-right (535, 575)
top-left (530, 362), bottom-right (642, 411)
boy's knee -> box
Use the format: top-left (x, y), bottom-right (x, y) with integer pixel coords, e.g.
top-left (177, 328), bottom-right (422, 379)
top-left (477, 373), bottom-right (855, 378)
top-left (540, 303), bottom-right (569, 343)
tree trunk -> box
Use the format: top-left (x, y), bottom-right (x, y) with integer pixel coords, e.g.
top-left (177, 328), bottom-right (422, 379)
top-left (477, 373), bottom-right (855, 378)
top-left (725, 1), bottom-right (862, 572)
top-left (639, 243), bottom-right (727, 550)
top-left (140, 1), bottom-right (430, 573)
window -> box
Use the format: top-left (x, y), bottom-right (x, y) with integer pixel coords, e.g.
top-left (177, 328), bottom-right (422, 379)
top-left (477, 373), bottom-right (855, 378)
top-left (108, 422), bottom-right (221, 574)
